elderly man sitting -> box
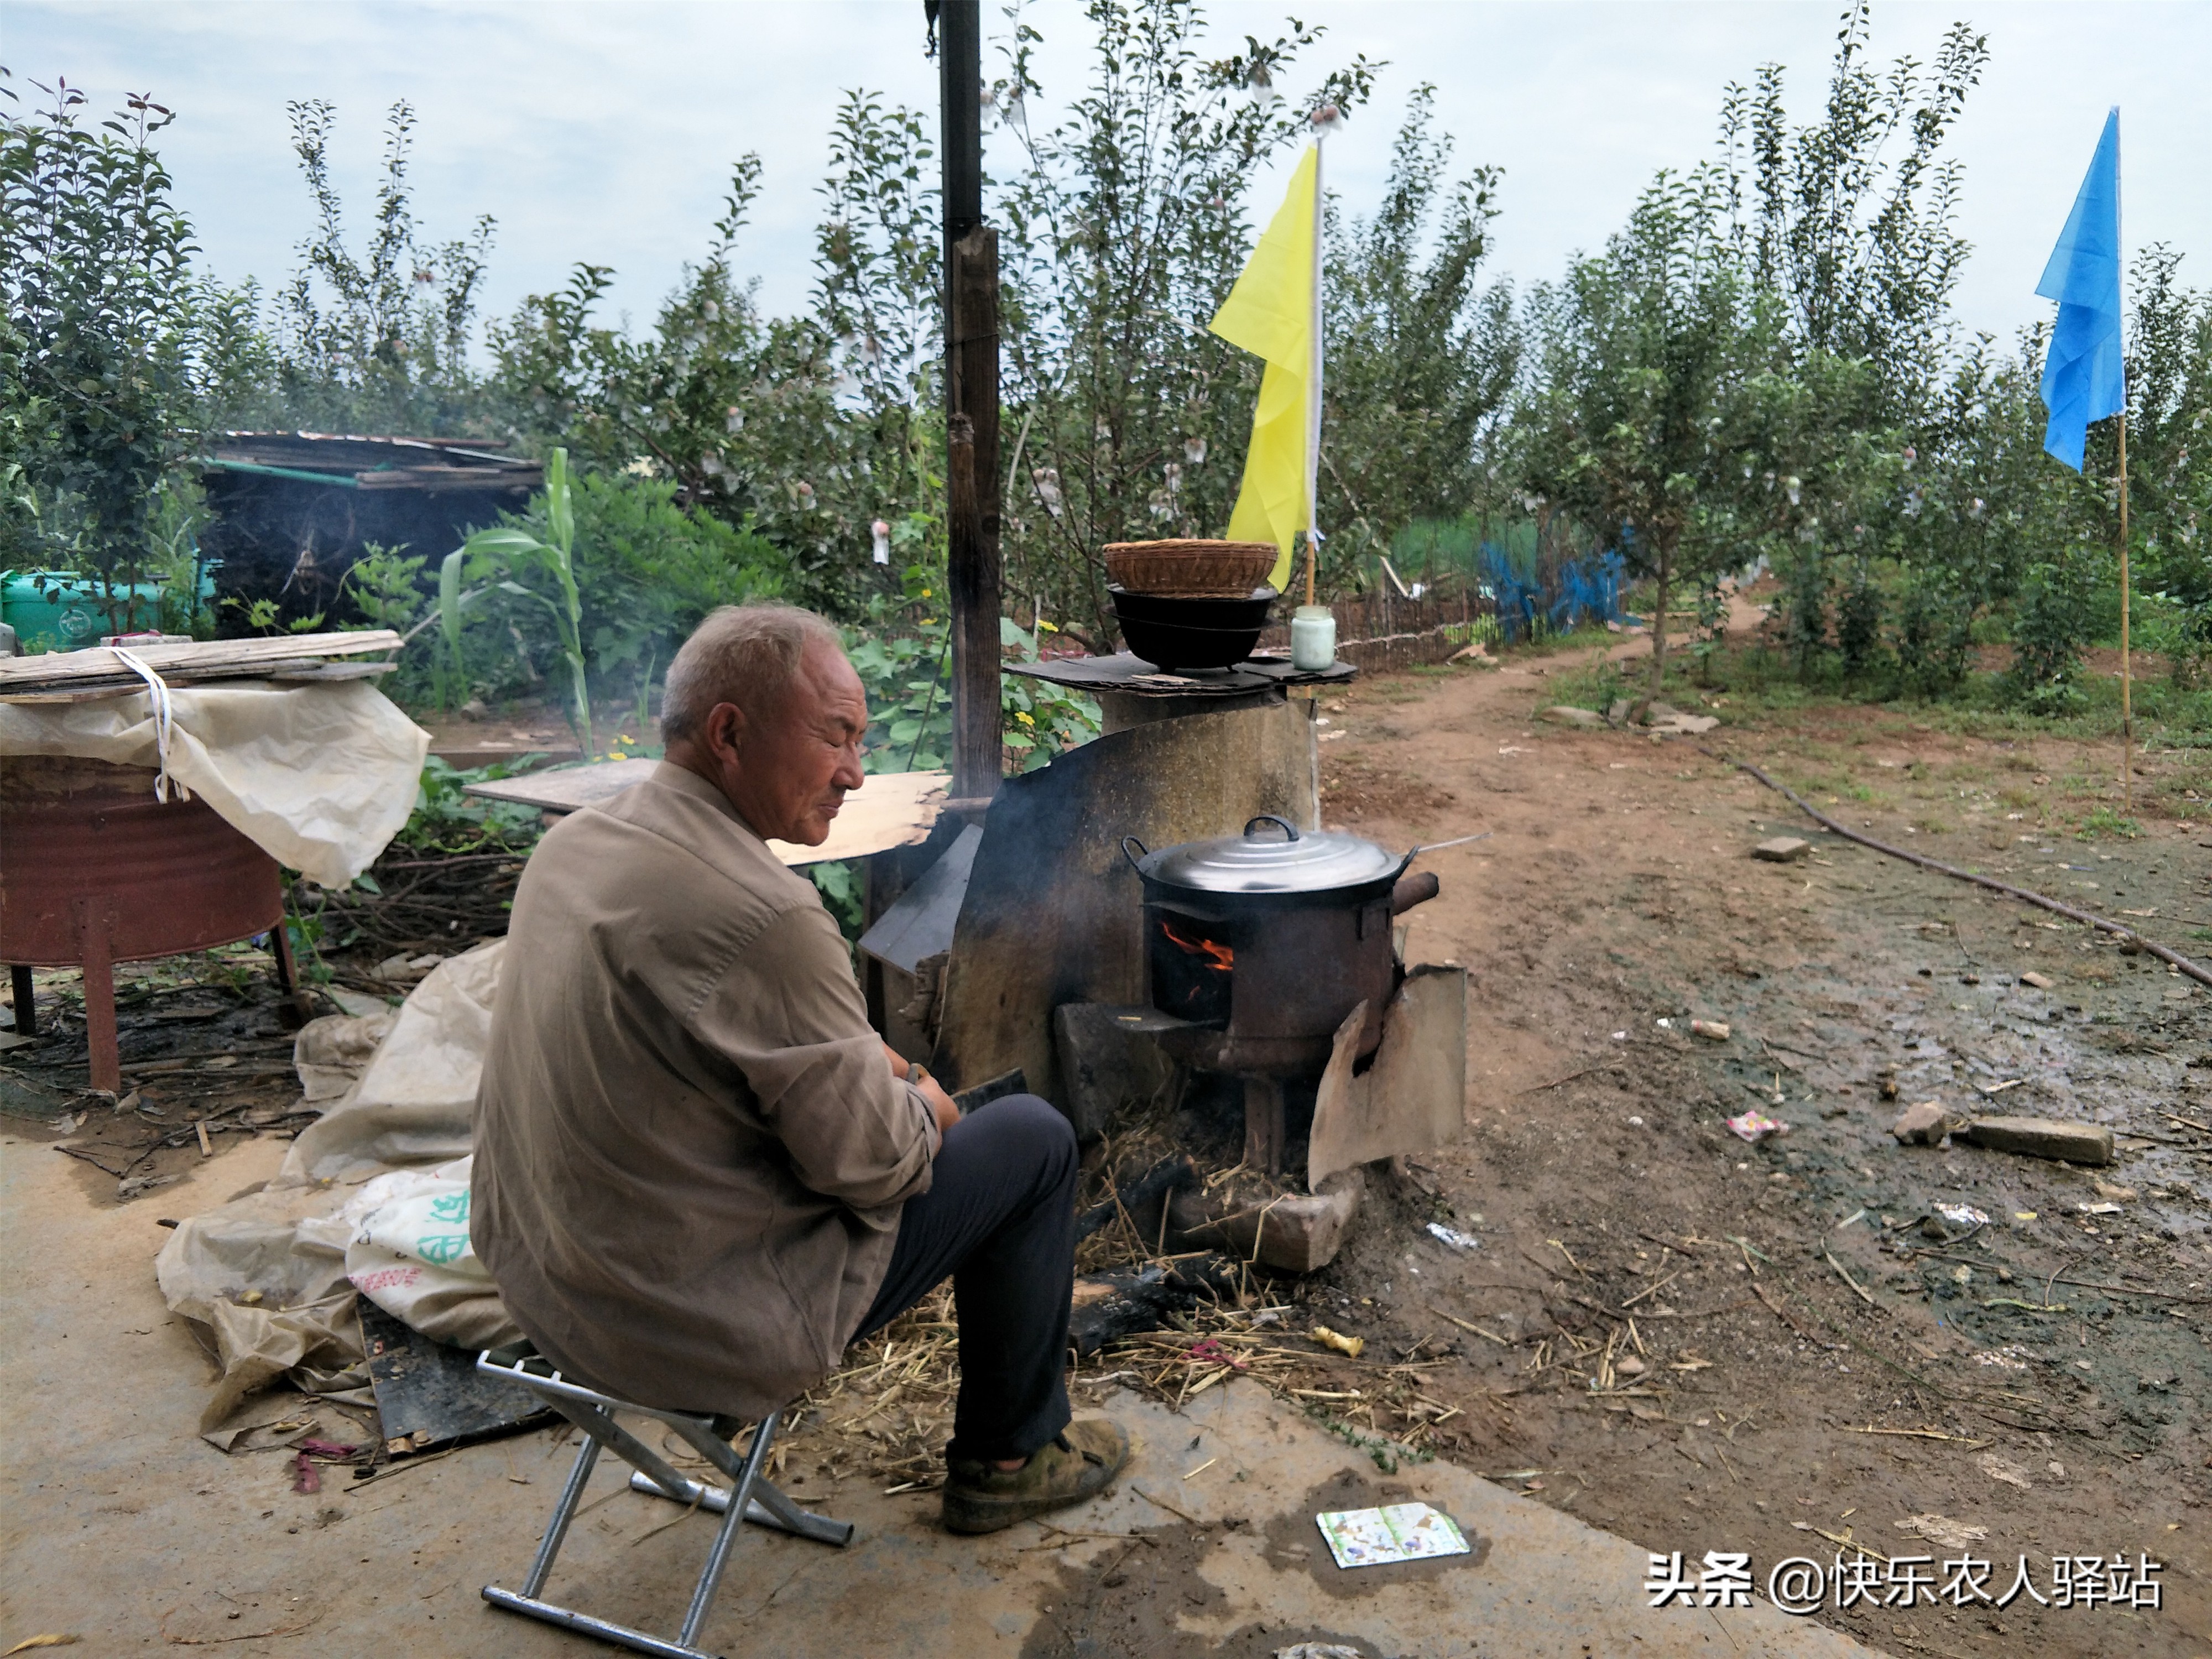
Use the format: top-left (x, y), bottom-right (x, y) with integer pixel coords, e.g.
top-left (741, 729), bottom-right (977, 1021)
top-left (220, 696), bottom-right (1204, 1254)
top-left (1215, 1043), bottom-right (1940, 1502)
top-left (472, 604), bottom-right (1129, 1535)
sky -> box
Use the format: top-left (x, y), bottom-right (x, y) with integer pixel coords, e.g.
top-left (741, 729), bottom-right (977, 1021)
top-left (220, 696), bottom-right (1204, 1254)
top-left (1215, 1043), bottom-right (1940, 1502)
top-left (6, 1), bottom-right (2208, 357)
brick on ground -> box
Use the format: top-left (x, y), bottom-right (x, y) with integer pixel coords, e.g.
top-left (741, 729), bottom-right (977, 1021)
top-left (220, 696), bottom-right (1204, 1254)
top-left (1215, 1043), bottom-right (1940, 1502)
top-left (1963, 1116), bottom-right (2114, 1167)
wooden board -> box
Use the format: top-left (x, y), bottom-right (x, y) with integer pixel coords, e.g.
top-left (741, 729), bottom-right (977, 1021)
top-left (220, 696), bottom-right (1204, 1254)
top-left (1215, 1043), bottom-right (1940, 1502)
top-left (1008, 651), bottom-right (1353, 695)
top-left (465, 761), bottom-right (952, 869)
top-left (358, 1300), bottom-right (551, 1453)
top-left (0, 660), bottom-right (400, 703)
top-left (0, 630), bottom-right (401, 693)
top-left (462, 755), bottom-right (658, 812)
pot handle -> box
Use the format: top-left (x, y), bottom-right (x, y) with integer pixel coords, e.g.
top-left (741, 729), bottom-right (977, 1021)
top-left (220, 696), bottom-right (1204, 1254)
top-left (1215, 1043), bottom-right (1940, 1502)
top-left (1243, 813), bottom-right (1301, 842)
top-left (1395, 829), bottom-right (1493, 879)
top-left (1120, 836), bottom-right (1150, 875)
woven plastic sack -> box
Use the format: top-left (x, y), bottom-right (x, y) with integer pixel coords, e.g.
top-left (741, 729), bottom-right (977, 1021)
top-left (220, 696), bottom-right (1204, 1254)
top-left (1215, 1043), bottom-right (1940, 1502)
top-left (341, 1155), bottom-right (521, 1352)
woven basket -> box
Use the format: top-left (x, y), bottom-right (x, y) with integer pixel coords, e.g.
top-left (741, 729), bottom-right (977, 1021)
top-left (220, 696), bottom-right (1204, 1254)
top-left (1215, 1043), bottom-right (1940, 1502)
top-left (1103, 539), bottom-right (1277, 598)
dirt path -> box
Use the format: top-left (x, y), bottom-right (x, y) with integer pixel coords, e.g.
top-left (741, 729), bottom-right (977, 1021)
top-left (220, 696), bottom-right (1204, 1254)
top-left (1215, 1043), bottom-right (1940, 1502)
top-left (1299, 644), bottom-right (2212, 1658)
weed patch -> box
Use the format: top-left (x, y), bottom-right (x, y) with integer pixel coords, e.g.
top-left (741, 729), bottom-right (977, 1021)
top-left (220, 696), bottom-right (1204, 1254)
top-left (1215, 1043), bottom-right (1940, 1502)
top-left (2075, 806), bottom-right (2145, 841)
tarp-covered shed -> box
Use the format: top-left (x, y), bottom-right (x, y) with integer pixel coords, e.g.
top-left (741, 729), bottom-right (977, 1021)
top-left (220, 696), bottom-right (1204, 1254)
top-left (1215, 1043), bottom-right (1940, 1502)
top-left (195, 433), bottom-right (541, 620)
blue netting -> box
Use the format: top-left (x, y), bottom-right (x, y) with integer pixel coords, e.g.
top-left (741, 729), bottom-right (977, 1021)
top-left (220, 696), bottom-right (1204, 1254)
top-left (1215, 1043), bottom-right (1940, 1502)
top-left (1475, 541), bottom-right (1628, 643)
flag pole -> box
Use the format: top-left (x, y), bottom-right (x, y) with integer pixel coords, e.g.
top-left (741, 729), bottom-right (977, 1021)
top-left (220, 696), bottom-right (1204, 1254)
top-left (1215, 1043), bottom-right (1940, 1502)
top-left (2115, 109), bottom-right (2130, 816)
top-left (1305, 121), bottom-right (1327, 610)
top-left (2119, 411), bottom-right (2132, 812)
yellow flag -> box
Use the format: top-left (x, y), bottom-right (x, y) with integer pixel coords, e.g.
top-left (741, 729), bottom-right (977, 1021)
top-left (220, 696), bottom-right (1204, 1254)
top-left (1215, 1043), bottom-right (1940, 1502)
top-left (1209, 147), bottom-right (1317, 593)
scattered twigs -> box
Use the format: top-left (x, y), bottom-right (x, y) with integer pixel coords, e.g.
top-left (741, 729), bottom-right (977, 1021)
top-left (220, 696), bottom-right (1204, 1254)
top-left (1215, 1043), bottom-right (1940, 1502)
top-left (1131, 1484), bottom-right (1199, 1524)
top-left (1619, 1269), bottom-right (1683, 1310)
top-left (1844, 1425), bottom-right (1990, 1447)
top-left (1793, 1524), bottom-right (1891, 1564)
top-left (345, 1444), bottom-right (465, 1489)
top-left (52, 1143), bottom-right (127, 1177)
top-left (1750, 1282), bottom-right (1837, 1349)
top-left (1428, 1306), bottom-right (1512, 1345)
top-left (310, 848), bottom-right (529, 961)
top-left (373, 852), bottom-right (533, 872)
top-left (1571, 1291), bottom-right (1755, 1321)
top-left (1022, 1524), bottom-right (1157, 1552)
top-left (1074, 1156), bottom-right (1194, 1243)
top-left (2045, 1250), bottom-right (2091, 1316)
top-left (1515, 1063), bottom-right (1621, 1095)
top-left (628, 1484), bottom-right (706, 1545)
top-left (1823, 1249), bottom-right (1877, 1308)
top-left (2050, 1276), bottom-right (2212, 1305)
top-left (1710, 749), bottom-right (2212, 988)
top-left (159, 1606), bottom-right (325, 1645)
top-left (2116, 1129), bottom-right (2212, 1150)
top-left (1782, 1292), bottom-right (2074, 1434)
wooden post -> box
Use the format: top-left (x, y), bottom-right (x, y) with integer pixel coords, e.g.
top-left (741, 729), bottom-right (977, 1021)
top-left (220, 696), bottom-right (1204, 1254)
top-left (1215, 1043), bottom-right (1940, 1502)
top-left (2118, 413), bottom-right (2132, 813)
top-left (1244, 1075), bottom-right (1287, 1177)
top-left (268, 913), bottom-right (314, 1027)
top-left (9, 964), bottom-right (34, 1037)
top-left (73, 895), bottom-right (119, 1095)
top-left (938, 0), bottom-right (1002, 805)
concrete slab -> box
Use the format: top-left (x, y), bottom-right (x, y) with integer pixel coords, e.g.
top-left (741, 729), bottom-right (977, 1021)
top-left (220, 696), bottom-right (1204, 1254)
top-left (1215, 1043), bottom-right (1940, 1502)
top-left (0, 1130), bottom-right (1879, 1656)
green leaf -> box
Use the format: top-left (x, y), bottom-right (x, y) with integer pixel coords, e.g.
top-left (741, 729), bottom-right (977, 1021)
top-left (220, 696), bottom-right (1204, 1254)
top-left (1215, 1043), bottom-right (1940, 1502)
top-left (437, 549), bottom-right (469, 704)
top-left (461, 527), bottom-right (550, 562)
top-left (545, 447), bottom-right (575, 555)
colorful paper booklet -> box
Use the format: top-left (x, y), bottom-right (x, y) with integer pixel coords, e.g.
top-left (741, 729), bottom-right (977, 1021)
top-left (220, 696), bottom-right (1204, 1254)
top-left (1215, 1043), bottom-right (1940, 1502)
top-left (1314, 1502), bottom-right (1472, 1569)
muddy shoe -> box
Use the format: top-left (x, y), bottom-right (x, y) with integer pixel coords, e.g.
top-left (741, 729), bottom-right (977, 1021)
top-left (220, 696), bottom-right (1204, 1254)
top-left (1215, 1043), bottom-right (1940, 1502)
top-left (941, 1417), bottom-right (1133, 1535)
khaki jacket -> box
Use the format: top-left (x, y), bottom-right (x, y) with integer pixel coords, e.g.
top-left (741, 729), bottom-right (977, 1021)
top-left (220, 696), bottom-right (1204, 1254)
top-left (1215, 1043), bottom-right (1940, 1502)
top-left (472, 763), bottom-right (938, 1416)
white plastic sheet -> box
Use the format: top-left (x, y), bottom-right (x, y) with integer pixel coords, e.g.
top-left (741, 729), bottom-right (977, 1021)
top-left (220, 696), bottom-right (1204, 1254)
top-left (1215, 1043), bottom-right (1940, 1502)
top-left (280, 940), bottom-right (503, 1184)
top-left (156, 943), bottom-right (514, 1428)
top-left (293, 1010), bottom-right (397, 1103)
top-left (0, 680), bottom-right (429, 885)
top-left (154, 1188), bottom-right (365, 1430)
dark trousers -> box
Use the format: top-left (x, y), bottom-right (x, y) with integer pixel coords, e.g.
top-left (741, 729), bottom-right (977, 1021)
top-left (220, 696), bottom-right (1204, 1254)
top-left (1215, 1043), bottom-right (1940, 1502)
top-left (853, 1093), bottom-right (1078, 1464)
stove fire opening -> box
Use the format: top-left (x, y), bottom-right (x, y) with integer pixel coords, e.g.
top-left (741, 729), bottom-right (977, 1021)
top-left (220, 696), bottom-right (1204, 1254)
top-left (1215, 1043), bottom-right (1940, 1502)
top-left (1160, 919), bottom-right (1233, 972)
top-left (1148, 912), bottom-right (1235, 1026)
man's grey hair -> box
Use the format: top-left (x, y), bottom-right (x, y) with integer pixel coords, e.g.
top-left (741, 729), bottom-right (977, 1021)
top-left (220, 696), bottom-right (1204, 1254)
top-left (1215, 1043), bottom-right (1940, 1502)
top-left (661, 604), bottom-right (844, 740)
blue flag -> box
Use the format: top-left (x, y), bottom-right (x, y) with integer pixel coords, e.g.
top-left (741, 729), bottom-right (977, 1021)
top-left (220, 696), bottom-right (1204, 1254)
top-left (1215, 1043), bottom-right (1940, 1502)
top-left (2035, 108), bottom-right (2125, 472)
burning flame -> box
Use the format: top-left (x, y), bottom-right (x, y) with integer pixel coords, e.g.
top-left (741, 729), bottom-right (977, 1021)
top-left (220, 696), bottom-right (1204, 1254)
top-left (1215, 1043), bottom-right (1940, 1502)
top-left (1160, 920), bottom-right (1233, 973)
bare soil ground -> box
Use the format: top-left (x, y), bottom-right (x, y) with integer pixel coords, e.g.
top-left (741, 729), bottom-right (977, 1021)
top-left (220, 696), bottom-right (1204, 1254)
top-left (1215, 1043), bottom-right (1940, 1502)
top-left (2, 950), bottom-right (321, 1196)
top-left (11, 639), bottom-right (2209, 1656)
top-left (1280, 641), bottom-right (2212, 1657)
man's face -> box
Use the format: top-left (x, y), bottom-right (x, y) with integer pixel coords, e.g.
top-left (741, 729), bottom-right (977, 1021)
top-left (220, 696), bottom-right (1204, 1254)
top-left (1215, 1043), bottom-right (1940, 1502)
top-left (712, 641), bottom-right (870, 845)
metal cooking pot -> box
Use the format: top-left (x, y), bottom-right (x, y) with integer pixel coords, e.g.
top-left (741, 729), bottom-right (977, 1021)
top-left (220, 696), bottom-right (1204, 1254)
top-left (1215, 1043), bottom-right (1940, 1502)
top-left (1119, 815), bottom-right (1443, 1073)
top-left (1121, 814), bottom-right (1420, 908)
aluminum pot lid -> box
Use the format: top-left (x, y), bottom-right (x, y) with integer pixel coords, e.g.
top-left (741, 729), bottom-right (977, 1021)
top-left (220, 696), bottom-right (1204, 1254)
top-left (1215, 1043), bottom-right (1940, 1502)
top-left (1140, 815), bottom-right (1401, 894)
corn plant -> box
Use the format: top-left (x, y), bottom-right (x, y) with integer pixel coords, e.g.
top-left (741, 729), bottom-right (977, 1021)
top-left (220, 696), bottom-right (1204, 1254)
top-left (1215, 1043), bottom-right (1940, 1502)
top-left (442, 446), bottom-right (592, 751)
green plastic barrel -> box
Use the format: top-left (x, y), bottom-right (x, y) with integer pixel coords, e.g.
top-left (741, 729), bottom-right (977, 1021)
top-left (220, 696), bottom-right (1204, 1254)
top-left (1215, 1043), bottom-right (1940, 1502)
top-left (0, 567), bottom-right (218, 653)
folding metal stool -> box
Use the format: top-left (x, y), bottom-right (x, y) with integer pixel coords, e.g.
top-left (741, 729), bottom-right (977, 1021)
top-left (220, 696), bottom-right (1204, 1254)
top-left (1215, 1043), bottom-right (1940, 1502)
top-left (476, 1349), bottom-right (854, 1659)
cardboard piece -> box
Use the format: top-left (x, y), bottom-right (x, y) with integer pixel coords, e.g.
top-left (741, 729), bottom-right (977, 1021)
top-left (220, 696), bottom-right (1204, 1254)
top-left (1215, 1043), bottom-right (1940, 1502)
top-left (1306, 966), bottom-right (1469, 1190)
top-left (466, 762), bottom-right (951, 868)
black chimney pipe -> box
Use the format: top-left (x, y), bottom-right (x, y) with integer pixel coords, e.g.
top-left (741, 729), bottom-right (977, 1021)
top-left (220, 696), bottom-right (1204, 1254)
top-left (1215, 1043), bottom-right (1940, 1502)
top-left (931, 0), bottom-right (1002, 807)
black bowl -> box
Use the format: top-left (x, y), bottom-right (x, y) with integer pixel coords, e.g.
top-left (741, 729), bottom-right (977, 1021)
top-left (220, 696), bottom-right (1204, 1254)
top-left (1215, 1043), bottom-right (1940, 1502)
top-left (1108, 584), bottom-right (1278, 628)
top-left (1109, 585), bottom-right (1276, 670)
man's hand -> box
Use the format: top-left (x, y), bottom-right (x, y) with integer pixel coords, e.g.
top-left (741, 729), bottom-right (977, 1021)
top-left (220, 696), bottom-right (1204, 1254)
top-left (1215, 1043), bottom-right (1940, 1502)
top-left (917, 1072), bottom-right (959, 1138)
top-left (884, 1041), bottom-right (957, 1136)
